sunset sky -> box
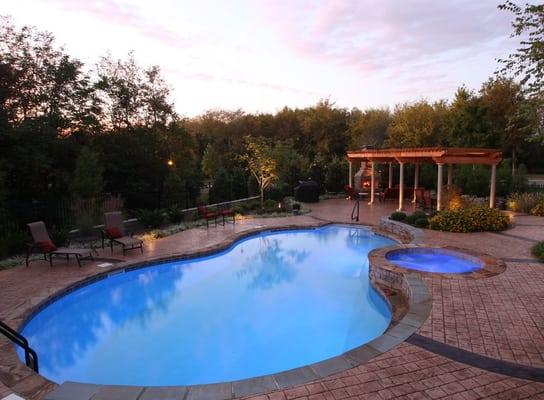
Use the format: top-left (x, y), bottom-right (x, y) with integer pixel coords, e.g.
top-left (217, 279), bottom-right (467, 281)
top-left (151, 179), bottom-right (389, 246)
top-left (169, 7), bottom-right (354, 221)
top-left (3, 0), bottom-right (519, 116)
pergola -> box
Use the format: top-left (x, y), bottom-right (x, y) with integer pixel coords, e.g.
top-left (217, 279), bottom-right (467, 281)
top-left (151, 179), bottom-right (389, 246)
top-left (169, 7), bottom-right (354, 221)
top-left (346, 147), bottom-right (502, 211)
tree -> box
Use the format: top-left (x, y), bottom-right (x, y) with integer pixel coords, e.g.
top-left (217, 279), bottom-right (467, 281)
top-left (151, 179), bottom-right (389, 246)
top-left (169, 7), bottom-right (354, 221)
top-left (385, 101), bottom-right (448, 147)
top-left (498, 1), bottom-right (544, 98)
top-left (444, 87), bottom-right (487, 147)
top-left (480, 77), bottom-right (531, 175)
top-left (349, 108), bottom-right (391, 148)
top-left (95, 53), bottom-right (175, 130)
top-left (239, 136), bottom-right (277, 208)
top-left (163, 170), bottom-right (185, 208)
top-left (201, 143), bottom-right (222, 181)
top-left (69, 147), bottom-right (104, 198)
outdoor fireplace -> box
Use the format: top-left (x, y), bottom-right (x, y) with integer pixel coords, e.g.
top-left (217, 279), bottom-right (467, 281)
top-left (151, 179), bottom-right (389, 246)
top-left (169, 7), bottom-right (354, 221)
top-left (353, 162), bottom-right (380, 193)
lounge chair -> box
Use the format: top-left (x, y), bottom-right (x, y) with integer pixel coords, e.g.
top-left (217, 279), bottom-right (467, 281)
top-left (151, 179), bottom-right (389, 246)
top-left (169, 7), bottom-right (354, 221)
top-left (197, 206), bottom-right (218, 228)
top-left (103, 211), bottom-right (143, 255)
top-left (26, 221), bottom-right (93, 267)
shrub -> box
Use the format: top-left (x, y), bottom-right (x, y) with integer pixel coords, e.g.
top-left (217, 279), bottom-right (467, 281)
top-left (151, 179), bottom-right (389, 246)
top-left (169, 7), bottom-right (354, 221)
top-left (247, 201), bottom-right (261, 211)
top-left (166, 207), bottom-right (185, 224)
top-left (414, 217), bottom-right (429, 228)
top-left (429, 205), bottom-right (509, 233)
top-left (232, 204), bottom-right (247, 214)
top-left (442, 185), bottom-right (464, 210)
top-left (532, 242), bottom-right (544, 262)
top-left (390, 212), bottom-right (407, 221)
top-left (507, 192), bottom-right (544, 213)
top-left (137, 209), bottom-right (164, 228)
top-left (50, 226), bottom-right (70, 247)
top-left (405, 210), bottom-right (427, 224)
top-left (74, 212), bottom-right (95, 236)
top-left (266, 181), bottom-right (290, 201)
top-left (530, 203), bottom-right (544, 217)
top-left (263, 199), bottom-right (278, 212)
top-left (0, 229), bottom-right (29, 258)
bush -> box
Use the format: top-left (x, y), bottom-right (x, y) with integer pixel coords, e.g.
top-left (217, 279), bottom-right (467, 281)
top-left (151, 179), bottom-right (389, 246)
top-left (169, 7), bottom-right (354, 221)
top-left (0, 229), bottom-right (29, 258)
top-left (414, 217), bottom-right (429, 228)
top-left (442, 185), bottom-right (465, 210)
top-left (137, 209), bottom-right (164, 228)
top-left (390, 212), bottom-right (407, 221)
top-left (405, 210), bottom-right (427, 224)
top-left (266, 181), bottom-right (290, 201)
top-left (507, 192), bottom-right (544, 213)
top-left (532, 242), bottom-right (544, 262)
top-left (232, 203), bottom-right (247, 214)
top-left (530, 203), bottom-right (544, 217)
top-left (166, 207), bottom-right (185, 224)
top-left (50, 226), bottom-right (70, 247)
top-left (429, 205), bottom-right (509, 233)
top-left (263, 199), bottom-right (278, 211)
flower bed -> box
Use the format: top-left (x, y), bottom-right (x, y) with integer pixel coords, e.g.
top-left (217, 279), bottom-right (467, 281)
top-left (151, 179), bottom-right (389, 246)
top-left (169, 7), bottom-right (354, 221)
top-left (390, 205), bottom-right (510, 233)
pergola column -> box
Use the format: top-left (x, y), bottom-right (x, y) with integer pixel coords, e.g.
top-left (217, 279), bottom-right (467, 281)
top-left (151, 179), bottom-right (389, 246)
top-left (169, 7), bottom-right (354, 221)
top-left (348, 160), bottom-right (353, 187)
top-left (437, 163), bottom-right (444, 211)
top-left (388, 162), bottom-right (393, 189)
top-left (447, 164), bottom-right (453, 186)
top-left (369, 162), bottom-right (376, 205)
top-left (398, 162), bottom-right (404, 211)
top-left (412, 164), bottom-right (419, 203)
top-left (490, 164), bottom-right (497, 208)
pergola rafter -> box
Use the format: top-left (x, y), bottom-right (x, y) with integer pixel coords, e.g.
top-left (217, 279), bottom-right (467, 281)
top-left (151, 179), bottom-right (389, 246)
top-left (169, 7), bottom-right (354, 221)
top-left (346, 147), bottom-right (502, 211)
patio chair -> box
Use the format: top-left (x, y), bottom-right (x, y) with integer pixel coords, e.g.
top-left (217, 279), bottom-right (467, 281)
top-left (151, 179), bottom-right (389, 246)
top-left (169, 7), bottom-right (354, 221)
top-left (414, 187), bottom-right (425, 208)
top-left (219, 206), bottom-right (235, 225)
top-left (423, 190), bottom-right (434, 210)
top-left (103, 211), bottom-right (143, 255)
top-left (26, 221), bottom-right (93, 267)
top-left (197, 206), bottom-right (218, 228)
top-left (344, 185), bottom-right (357, 200)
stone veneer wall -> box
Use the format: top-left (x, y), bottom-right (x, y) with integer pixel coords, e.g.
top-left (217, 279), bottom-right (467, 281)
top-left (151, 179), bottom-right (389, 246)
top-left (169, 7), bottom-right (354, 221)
top-left (379, 216), bottom-right (424, 244)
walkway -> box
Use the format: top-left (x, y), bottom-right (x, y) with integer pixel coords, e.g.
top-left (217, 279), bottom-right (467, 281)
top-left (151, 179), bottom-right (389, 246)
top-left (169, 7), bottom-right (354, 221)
top-left (1, 199), bottom-right (543, 400)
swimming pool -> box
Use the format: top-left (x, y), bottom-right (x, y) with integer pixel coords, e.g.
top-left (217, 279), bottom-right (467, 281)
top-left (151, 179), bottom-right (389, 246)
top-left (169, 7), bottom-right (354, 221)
top-left (19, 225), bottom-right (394, 386)
top-left (386, 248), bottom-right (483, 273)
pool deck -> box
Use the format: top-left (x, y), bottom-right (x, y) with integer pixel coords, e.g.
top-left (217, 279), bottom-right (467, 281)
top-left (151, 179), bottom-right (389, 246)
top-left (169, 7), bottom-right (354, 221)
top-left (1, 199), bottom-right (544, 399)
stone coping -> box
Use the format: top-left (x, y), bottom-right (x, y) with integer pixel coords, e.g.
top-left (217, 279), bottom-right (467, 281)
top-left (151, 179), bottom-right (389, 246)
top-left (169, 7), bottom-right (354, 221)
top-left (369, 244), bottom-right (506, 281)
top-left (2, 223), bottom-right (431, 400)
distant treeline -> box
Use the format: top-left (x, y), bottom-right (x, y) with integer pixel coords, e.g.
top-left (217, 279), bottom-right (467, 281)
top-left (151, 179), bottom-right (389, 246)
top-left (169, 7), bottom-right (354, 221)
top-left (1, 15), bottom-right (543, 212)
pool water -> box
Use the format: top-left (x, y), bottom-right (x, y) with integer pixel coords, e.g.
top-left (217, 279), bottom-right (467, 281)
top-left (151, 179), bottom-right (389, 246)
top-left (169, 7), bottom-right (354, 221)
top-left (386, 248), bottom-right (482, 273)
top-left (19, 225), bottom-right (394, 386)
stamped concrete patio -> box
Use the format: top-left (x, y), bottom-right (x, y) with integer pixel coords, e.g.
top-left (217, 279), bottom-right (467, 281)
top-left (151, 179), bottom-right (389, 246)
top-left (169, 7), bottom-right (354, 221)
top-left (1, 198), bottom-right (544, 400)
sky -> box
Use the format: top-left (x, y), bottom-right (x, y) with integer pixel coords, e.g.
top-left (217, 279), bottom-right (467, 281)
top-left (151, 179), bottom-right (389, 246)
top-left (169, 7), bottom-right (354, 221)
top-left (2, 0), bottom-right (520, 117)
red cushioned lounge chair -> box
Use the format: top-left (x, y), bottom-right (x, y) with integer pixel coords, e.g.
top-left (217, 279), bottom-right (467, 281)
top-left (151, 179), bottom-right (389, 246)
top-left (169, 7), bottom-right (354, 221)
top-left (26, 221), bottom-right (93, 267)
top-left (103, 211), bottom-right (143, 255)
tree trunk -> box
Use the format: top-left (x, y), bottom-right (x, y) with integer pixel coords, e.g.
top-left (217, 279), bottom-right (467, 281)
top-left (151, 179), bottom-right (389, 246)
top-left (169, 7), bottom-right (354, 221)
top-left (512, 148), bottom-right (516, 178)
top-left (260, 185), bottom-right (264, 209)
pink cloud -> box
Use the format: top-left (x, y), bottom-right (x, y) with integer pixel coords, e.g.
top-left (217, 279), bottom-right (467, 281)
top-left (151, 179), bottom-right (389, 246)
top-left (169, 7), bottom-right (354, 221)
top-left (260, 0), bottom-right (513, 83)
top-left (48, 0), bottom-right (189, 48)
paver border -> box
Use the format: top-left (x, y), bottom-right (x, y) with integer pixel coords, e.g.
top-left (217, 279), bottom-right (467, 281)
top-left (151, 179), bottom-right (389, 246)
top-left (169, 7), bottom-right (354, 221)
top-left (2, 223), bottom-right (432, 400)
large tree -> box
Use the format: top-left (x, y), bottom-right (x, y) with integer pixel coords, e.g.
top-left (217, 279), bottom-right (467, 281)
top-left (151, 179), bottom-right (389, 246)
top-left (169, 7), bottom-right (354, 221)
top-left (498, 1), bottom-right (544, 98)
top-left (385, 101), bottom-right (448, 147)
